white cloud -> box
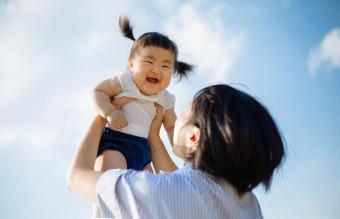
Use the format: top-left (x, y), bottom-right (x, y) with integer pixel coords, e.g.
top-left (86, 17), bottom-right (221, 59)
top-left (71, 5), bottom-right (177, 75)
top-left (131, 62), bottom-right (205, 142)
top-left (308, 27), bottom-right (340, 75)
top-left (154, 0), bottom-right (178, 12)
top-left (0, 0), bottom-right (62, 108)
top-left (163, 2), bottom-right (246, 83)
top-left (0, 127), bottom-right (58, 160)
top-left (0, 8), bottom-right (96, 157)
top-left (0, 84), bottom-right (95, 159)
top-left (4, 0), bottom-right (58, 15)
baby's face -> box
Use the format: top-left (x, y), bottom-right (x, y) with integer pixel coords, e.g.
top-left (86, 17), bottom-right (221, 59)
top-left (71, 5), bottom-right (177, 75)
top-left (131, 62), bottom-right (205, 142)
top-left (129, 46), bottom-right (174, 95)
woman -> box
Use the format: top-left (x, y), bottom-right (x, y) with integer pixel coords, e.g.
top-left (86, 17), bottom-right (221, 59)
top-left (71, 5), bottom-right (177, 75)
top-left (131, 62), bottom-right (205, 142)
top-left (67, 84), bottom-right (285, 218)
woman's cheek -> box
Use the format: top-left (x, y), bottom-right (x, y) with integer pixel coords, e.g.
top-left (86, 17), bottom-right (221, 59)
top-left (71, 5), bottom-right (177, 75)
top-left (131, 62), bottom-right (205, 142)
top-left (173, 122), bottom-right (180, 146)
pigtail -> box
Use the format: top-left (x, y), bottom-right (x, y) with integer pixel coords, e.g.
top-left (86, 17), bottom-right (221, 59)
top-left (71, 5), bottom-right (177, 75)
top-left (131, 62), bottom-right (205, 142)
top-left (119, 16), bottom-right (135, 41)
top-left (175, 61), bottom-right (194, 80)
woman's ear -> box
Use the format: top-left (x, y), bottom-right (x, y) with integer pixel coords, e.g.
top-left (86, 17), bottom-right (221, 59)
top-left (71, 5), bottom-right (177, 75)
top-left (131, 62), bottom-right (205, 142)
top-left (185, 126), bottom-right (200, 153)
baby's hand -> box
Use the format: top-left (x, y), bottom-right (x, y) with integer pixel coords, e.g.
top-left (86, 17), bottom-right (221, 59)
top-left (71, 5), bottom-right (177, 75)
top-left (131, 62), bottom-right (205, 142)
top-left (111, 96), bottom-right (137, 110)
top-left (107, 110), bottom-right (128, 130)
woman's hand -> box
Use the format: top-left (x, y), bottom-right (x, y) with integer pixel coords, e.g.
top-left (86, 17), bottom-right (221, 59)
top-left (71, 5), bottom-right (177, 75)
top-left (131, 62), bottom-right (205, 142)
top-left (148, 103), bottom-right (177, 173)
top-left (149, 103), bottom-right (164, 138)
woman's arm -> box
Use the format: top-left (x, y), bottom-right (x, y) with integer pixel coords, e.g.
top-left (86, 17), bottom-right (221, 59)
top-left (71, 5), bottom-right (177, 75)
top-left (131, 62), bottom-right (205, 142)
top-left (67, 97), bottom-right (136, 202)
top-left (148, 105), bottom-right (177, 173)
top-left (162, 107), bottom-right (177, 146)
top-left (66, 115), bottom-right (106, 203)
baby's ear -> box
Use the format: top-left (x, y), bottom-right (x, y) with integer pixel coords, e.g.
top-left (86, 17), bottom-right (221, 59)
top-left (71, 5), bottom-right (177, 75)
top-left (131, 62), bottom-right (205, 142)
top-left (128, 59), bottom-right (134, 71)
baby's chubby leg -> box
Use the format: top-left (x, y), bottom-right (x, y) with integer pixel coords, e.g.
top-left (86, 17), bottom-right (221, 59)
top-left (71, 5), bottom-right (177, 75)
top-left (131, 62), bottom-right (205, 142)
top-left (93, 150), bottom-right (127, 218)
top-left (143, 163), bottom-right (154, 172)
top-left (94, 150), bottom-right (127, 172)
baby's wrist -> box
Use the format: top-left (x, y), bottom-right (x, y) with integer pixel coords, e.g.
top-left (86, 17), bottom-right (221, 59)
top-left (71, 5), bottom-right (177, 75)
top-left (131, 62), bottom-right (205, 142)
top-left (106, 108), bottom-right (119, 120)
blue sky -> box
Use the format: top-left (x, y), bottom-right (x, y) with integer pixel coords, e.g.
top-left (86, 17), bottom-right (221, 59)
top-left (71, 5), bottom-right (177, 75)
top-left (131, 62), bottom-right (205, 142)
top-left (0, 0), bottom-right (339, 218)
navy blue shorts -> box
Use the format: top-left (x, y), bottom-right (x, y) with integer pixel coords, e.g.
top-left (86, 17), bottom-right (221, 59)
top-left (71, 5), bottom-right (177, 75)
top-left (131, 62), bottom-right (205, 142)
top-left (97, 127), bottom-right (151, 170)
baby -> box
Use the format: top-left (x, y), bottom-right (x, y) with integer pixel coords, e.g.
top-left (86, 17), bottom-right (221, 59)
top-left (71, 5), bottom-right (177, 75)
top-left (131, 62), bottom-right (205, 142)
top-left (92, 16), bottom-right (193, 172)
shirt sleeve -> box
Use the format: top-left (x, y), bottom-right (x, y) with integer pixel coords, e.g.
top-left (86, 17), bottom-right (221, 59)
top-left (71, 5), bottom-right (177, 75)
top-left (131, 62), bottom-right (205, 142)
top-left (160, 91), bottom-right (176, 110)
top-left (115, 71), bottom-right (130, 90)
top-left (95, 169), bottom-right (161, 218)
top-left (95, 169), bottom-right (125, 218)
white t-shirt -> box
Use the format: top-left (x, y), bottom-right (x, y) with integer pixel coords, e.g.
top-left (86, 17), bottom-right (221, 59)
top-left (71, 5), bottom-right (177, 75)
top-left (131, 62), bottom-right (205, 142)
top-left (114, 71), bottom-right (175, 138)
top-left (96, 165), bottom-right (264, 219)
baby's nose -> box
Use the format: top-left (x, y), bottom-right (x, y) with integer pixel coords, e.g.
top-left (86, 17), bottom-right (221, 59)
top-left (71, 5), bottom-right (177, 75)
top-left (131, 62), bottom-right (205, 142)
top-left (151, 66), bottom-right (161, 75)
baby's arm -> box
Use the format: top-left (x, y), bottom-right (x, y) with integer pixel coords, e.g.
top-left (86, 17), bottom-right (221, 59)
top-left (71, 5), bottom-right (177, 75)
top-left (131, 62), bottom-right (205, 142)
top-left (163, 107), bottom-right (177, 146)
top-left (92, 77), bottom-right (127, 129)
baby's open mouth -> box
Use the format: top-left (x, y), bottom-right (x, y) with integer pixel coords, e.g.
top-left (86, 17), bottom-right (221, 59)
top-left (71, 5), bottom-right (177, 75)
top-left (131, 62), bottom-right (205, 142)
top-left (146, 77), bottom-right (159, 83)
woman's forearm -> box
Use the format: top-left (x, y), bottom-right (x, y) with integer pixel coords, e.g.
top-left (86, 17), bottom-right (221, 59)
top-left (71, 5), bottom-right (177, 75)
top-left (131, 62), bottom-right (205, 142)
top-left (149, 133), bottom-right (177, 173)
top-left (66, 115), bottom-right (106, 202)
top-left (163, 108), bottom-right (177, 146)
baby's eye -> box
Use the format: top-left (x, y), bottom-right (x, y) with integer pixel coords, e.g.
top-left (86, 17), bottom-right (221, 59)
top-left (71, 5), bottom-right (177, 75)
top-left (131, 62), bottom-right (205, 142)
top-left (143, 60), bottom-right (153, 64)
top-left (162, 65), bottom-right (170, 69)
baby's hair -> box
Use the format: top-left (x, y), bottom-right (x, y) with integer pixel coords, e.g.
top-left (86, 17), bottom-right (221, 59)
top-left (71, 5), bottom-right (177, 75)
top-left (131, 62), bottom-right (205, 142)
top-left (119, 16), bottom-right (193, 80)
top-left (119, 16), bottom-right (135, 41)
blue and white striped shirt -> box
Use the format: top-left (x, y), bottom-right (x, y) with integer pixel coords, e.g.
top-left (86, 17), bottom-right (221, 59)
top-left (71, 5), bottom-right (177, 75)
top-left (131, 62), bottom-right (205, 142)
top-left (96, 165), bottom-right (263, 219)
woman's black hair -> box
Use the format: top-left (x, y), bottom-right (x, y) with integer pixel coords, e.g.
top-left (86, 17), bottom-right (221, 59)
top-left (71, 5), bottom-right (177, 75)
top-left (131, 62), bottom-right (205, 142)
top-left (119, 16), bottom-right (193, 80)
top-left (187, 84), bottom-right (285, 195)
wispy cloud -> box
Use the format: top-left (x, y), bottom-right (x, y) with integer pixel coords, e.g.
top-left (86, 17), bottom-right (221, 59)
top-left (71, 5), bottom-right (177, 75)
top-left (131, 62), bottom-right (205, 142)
top-left (0, 0), bottom-right (104, 158)
top-left (0, 127), bottom-right (58, 159)
top-left (308, 27), bottom-right (340, 76)
top-left (162, 1), bottom-right (246, 83)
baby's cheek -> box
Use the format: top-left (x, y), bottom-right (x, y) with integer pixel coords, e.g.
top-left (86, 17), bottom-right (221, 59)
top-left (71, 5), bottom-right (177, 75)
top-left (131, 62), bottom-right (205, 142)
top-left (160, 77), bottom-right (172, 90)
top-left (132, 73), bottom-right (145, 87)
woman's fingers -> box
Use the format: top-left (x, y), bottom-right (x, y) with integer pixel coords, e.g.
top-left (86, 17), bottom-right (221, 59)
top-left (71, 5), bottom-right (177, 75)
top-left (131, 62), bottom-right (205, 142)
top-left (154, 103), bottom-right (164, 120)
top-left (149, 103), bottom-right (164, 136)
